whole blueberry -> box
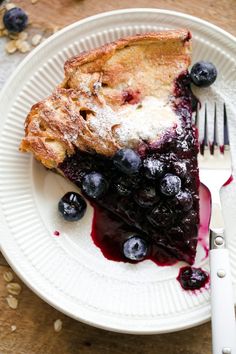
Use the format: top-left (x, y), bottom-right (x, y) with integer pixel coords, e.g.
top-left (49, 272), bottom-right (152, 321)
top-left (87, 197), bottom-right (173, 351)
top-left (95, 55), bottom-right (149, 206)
top-left (113, 148), bottom-right (141, 175)
top-left (123, 236), bottom-right (148, 261)
top-left (143, 157), bottom-right (166, 179)
top-left (58, 192), bottom-right (87, 221)
top-left (82, 172), bottom-right (108, 199)
top-left (160, 174), bottom-right (181, 197)
top-left (174, 191), bottom-right (193, 211)
top-left (172, 161), bottom-right (187, 178)
top-left (190, 61), bottom-right (217, 87)
top-left (3, 7), bottom-right (28, 33)
top-left (134, 185), bottom-right (158, 207)
top-left (177, 266), bottom-right (209, 290)
top-left (147, 204), bottom-right (174, 228)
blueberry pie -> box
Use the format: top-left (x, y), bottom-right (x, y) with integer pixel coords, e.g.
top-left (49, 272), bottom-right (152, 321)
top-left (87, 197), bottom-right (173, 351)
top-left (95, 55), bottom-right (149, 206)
top-left (20, 30), bottom-right (199, 265)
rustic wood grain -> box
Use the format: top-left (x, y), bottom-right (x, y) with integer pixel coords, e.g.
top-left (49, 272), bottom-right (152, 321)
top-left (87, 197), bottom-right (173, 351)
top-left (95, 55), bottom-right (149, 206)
top-left (0, 265), bottom-right (212, 354)
top-left (0, 0), bottom-right (235, 353)
top-left (11, 0), bottom-right (236, 37)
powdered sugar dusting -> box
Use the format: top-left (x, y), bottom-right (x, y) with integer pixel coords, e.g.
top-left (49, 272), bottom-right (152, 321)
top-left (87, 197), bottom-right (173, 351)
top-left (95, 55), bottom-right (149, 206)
top-left (116, 97), bottom-right (179, 146)
top-left (87, 96), bottom-right (179, 147)
top-left (63, 132), bottom-right (78, 142)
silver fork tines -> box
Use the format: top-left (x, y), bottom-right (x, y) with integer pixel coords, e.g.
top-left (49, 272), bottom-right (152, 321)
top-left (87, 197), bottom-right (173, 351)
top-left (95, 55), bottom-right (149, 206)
top-left (224, 104), bottom-right (230, 146)
top-left (197, 102), bottom-right (229, 156)
top-left (197, 102), bottom-right (232, 230)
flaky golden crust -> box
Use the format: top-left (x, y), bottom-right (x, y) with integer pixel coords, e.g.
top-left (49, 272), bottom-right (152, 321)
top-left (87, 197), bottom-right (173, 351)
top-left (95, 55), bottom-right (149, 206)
top-left (20, 30), bottom-right (191, 168)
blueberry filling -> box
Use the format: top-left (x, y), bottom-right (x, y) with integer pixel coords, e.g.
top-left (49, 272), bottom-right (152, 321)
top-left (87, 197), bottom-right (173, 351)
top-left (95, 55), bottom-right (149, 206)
top-left (160, 174), bottom-right (182, 196)
top-left (134, 184), bottom-right (159, 207)
top-left (82, 172), bottom-right (109, 199)
top-left (122, 89), bottom-right (141, 104)
top-left (143, 157), bottom-right (166, 179)
top-left (113, 148), bottom-right (141, 175)
top-left (174, 190), bottom-right (193, 211)
top-left (59, 71), bottom-right (199, 266)
top-left (177, 266), bottom-right (209, 290)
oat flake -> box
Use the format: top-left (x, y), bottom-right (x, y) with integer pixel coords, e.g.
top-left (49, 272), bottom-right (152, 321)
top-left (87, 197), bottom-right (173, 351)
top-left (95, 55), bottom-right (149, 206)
top-left (3, 270), bottom-right (14, 282)
top-left (6, 282), bottom-right (22, 295)
top-left (54, 319), bottom-right (62, 332)
top-left (5, 40), bottom-right (17, 54)
top-left (31, 34), bottom-right (42, 46)
top-left (5, 3), bottom-right (16, 11)
top-left (6, 295), bottom-right (18, 309)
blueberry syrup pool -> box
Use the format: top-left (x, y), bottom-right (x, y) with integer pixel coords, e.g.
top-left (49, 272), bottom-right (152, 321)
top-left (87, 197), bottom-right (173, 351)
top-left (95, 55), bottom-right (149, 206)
top-left (59, 71), bottom-right (201, 266)
top-left (91, 204), bottom-right (180, 266)
top-left (91, 183), bottom-right (210, 266)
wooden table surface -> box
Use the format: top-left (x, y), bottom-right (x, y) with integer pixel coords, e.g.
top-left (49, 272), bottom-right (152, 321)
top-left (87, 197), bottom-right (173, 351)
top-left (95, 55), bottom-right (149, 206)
top-left (0, 1), bottom-right (235, 353)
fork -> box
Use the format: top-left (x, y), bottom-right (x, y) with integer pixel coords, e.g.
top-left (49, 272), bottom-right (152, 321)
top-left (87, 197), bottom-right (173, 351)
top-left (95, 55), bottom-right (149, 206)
top-left (196, 103), bottom-right (236, 354)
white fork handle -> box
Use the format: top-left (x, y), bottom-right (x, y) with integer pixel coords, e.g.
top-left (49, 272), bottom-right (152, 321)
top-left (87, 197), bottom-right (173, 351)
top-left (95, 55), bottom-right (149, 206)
top-left (210, 248), bottom-right (236, 354)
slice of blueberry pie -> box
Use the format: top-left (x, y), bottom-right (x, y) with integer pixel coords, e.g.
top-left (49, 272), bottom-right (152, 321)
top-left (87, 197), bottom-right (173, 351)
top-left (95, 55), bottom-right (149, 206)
top-left (20, 30), bottom-right (199, 265)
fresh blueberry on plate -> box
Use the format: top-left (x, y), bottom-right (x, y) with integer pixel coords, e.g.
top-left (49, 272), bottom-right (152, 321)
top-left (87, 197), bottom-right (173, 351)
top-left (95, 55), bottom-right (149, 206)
top-left (190, 61), bottom-right (217, 87)
top-left (58, 192), bottom-right (87, 221)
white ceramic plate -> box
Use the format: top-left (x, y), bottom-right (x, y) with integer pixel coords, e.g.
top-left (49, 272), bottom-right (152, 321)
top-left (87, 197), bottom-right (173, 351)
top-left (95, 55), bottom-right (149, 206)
top-left (1, 9), bottom-right (236, 334)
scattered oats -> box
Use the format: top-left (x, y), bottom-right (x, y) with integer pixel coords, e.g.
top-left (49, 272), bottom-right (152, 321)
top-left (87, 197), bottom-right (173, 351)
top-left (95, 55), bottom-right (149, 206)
top-left (3, 271), bottom-right (14, 282)
top-left (19, 31), bottom-right (28, 40)
top-left (6, 282), bottom-right (22, 296)
top-left (31, 33), bottom-right (42, 46)
top-left (5, 40), bottom-right (17, 54)
top-left (31, 0), bottom-right (38, 3)
top-left (5, 3), bottom-right (16, 11)
top-left (11, 325), bottom-right (17, 332)
top-left (15, 39), bottom-right (22, 49)
top-left (16, 40), bottom-right (30, 53)
top-left (54, 319), bottom-right (62, 332)
top-left (6, 295), bottom-right (18, 309)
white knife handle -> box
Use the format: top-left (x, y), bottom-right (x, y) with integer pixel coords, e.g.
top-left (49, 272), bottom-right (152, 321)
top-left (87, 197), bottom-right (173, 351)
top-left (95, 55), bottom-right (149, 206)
top-left (210, 247), bottom-right (236, 354)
